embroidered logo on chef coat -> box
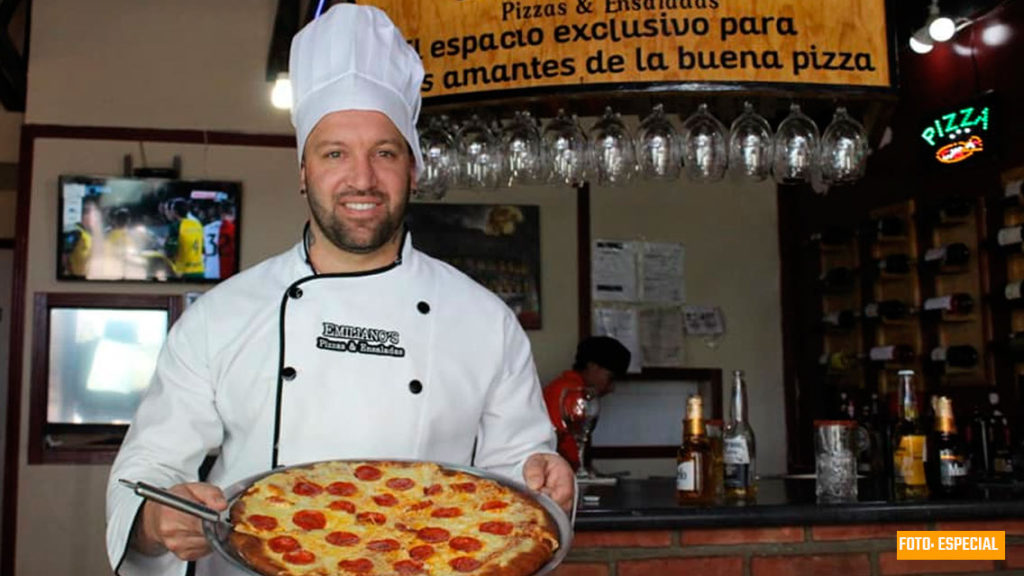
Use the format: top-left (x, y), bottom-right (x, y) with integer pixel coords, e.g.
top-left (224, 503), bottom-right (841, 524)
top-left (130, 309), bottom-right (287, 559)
top-left (317, 322), bottom-right (406, 358)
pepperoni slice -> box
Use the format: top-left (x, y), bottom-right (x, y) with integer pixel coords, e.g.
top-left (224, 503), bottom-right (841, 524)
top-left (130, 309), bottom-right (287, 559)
top-left (386, 477), bottom-right (416, 491)
top-left (326, 531), bottom-right (361, 546)
top-left (408, 499), bottom-right (433, 511)
top-left (431, 507), bottom-right (462, 518)
top-left (480, 500), bottom-right (508, 511)
top-left (338, 558), bottom-right (374, 573)
top-left (408, 545), bottom-right (435, 560)
top-left (373, 493), bottom-right (399, 507)
top-left (354, 465), bottom-right (383, 481)
top-left (416, 527), bottom-right (451, 543)
top-left (329, 499), bottom-right (356, 513)
top-left (283, 549), bottom-right (316, 565)
top-left (450, 557), bottom-right (482, 572)
top-left (292, 509), bottom-right (327, 531)
top-left (449, 537), bottom-right (483, 552)
top-left (424, 484), bottom-right (443, 496)
top-left (247, 515), bottom-right (278, 531)
top-left (366, 538), bottom-right (401, 551)
top-left (356, 511), bottom-right (387, 525)
top-left (451, 482), bottom-right (477, 493)
top-left (292, 480), bottom-right (324, 496)
top-left (327, 481), bottom-right (358, 496)
top-left (268, 535), bottom-right (301, 553)
top-left (394, 560), bottom-right (424, 574)
top-left (480, 521), bottom-right (514, 535)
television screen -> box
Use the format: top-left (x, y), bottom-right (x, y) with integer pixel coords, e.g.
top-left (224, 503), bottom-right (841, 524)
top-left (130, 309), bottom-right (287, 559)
top-left (46, 306), bottom-right (168, 426)
top-left (58, 175), bottom-right (242, 282)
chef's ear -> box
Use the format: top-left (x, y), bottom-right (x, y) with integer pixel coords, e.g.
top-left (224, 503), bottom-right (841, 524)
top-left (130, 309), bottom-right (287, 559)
top-left (299, 162), bottom-right (308, 196)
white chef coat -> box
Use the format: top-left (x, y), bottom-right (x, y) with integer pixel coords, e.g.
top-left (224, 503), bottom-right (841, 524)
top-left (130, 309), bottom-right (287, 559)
top-left (105, 230), bottom-right (556, 576)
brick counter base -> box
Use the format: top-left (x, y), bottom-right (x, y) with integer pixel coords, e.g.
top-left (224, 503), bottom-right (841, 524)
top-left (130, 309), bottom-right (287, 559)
top-left (556, 520), bottom-right (1024, 576)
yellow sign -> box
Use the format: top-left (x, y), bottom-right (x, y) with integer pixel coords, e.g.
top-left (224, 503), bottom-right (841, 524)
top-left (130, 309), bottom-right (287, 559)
top-left (896, 531), bottom-right (1005, 561)
top-left (360, 0), bottom-right (892, 99)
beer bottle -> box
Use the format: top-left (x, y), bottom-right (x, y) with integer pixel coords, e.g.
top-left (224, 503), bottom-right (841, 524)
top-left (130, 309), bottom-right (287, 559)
top-left (677, 395), bottom-right (714, 504)
top-left (892, 370), bottom-right (929, 501)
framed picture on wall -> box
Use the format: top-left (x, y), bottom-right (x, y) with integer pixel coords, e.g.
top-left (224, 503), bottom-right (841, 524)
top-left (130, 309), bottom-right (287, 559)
top-left (57, 175), bottom-right (242, 283)
top-left (406, 203), bottom-right (542, 330)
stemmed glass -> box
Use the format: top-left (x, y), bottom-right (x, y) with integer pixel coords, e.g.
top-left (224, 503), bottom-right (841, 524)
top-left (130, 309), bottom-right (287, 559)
top-left (560, 386), bottom-right (601, 479)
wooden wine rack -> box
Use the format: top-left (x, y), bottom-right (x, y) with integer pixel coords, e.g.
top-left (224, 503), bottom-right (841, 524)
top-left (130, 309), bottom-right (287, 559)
top-left (819, 232), bottom-right (863, 390)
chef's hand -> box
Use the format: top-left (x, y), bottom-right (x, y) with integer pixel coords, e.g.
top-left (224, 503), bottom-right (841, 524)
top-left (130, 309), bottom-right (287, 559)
top-left (132, 482), bottom-right (227, 561)
top-left (523, 453), bottom-right (575, 512)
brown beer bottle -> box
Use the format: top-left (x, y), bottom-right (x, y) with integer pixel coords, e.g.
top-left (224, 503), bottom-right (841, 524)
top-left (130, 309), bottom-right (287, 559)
top-left (677, 395), bottom-right (714, 504)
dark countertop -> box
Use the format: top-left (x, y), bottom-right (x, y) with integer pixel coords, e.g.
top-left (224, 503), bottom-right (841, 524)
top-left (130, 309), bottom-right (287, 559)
top-left (574, 476), bottom-right (1024, 530)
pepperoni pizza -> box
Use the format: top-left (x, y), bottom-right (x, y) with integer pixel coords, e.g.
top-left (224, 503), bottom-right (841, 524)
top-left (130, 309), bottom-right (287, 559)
top-left (227, 460), bottom-right (560, 576)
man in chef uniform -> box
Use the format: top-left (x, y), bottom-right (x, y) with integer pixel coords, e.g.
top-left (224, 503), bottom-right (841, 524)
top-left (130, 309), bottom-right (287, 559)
top-left (105, 5), bottom-right (573, 575)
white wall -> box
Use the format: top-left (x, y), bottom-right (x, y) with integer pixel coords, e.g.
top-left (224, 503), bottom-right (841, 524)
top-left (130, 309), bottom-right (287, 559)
top-left (10, 1), bottom-right (787, 575)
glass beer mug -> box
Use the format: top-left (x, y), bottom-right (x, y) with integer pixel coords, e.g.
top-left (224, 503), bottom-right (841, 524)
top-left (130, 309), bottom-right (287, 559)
top-left (542, 109), bottom-right (590, 187)
top-left (416, 115), bottom-right (459, 200)
top-left (728, 101), bottom-right (773, 181)
top-left (589, 106), bottom-right (637, 186)
top-left (501, 110), bottom-right (546, 187)
top-left (636, 103), bottom-right (682, 181)
top-left (456, 114), bottom-right (504, 190)
top-left (820, 106), bottom-right (869, 186)
top-left (772, 103), bottom-right (820, 185)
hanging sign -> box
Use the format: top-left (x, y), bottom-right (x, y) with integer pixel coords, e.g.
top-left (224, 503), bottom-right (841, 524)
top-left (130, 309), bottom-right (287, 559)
top-left (918, 92), bottom-right (998, 167)
top-left (358, 0), bottom-right (892, 100)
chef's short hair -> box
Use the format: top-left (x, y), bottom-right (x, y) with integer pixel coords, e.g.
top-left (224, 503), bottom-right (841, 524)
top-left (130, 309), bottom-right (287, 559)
top-left (572, 336), bottom-right (631, 377)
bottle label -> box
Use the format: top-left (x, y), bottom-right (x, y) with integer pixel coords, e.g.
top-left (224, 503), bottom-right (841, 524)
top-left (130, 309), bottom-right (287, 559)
top-left (724, 463), bottom-right (750, 488)
top-left (894, 435), bottom-right (927, 486)
top-left (869, 346), bottom-right (895, 361)
top-left (995, 456), bottom-right (1014, 474)
top-left (939, 450), bottom-right (967, 486)
top-left (924, 247), bottom-right (947, 262)
top-left (924, 296), bottom-right (952, 311)
top-left (931, 347), bottom-right (947, 362)
top-left (676, 460), bottom-right (696, 492)
top-left (723, 437), bottom-right (750, 464)
top-left (998, 226), bottom-right (1023, 246)
top-left (1007, 281), bottom-right (1023, 301)
top-left (863, 303), bottom-right (879, 318)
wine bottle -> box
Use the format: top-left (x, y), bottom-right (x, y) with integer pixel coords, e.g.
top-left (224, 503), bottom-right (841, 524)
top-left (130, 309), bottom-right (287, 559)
top-left (819, 266), bottom-right (857, 291)
top-left (1005, 280), bottom-right (1024, 302)
top-left (1001, 180), bottom-right (1023, 209)
top-left (1006, 331), bottom-right (1024, 361)
top-left (819, 351), bottom-right (860, 373)
top-left (987, 393), bottom-right (1015, 479)
top-left (863, 299), bottom-right (913, 321)
top-left (922, 293), bottom-right (974, 318)
top-left (861, 216), bottom-right (905, 241)
top-left (874, 254), bottom-right (912, 275)
top-left (997, 225), bottom-right (1024, 250)
top-left (810, 226), bottom-right (854, 248)
top-left (869, 344), bottom-right (916, 364)
top-left (922, 243), bottom-right (970, 271)
top-left (821, 309), bottom-right (857, 330)
top-left (932, 197), bottom-right (973, 224)
top-left (928, 345), bottom-right (979, 370)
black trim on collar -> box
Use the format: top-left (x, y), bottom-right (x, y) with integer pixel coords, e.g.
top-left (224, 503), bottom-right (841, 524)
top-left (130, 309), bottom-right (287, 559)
top-left (300, 221), bottom-right (407, 276)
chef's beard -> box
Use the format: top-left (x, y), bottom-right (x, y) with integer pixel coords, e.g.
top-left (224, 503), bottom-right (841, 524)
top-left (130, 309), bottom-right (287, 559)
top-left (307, 179), bottom-right (410, 255)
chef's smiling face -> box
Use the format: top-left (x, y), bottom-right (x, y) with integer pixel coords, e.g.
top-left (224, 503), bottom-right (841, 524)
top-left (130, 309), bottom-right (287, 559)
top-left (300, 110), bottom-right (414, 263)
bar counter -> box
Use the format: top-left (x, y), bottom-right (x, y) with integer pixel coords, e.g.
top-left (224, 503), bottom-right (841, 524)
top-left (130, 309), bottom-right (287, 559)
top-left (556, 477), bottom-right (1024, 576)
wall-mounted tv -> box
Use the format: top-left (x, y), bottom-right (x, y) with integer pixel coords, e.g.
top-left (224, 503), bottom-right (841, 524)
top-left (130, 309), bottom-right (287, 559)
top-left (58, 175), bottom-right (242, 282)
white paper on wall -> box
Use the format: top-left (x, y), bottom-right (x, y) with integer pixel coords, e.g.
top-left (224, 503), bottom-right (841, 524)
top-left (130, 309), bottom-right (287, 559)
top-left (592, 240), bottom-right (639, 302)
top-left (592, 306), bottom-right (642, 373)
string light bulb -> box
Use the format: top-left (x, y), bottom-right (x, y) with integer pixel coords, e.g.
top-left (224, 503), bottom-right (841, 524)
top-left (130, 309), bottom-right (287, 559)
top-left (270, 73), bottom-right (292, 110)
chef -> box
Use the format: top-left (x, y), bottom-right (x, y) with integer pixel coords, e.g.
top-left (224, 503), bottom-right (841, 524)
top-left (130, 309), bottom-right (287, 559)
top-left (104, 5), bottom-right (574, 575)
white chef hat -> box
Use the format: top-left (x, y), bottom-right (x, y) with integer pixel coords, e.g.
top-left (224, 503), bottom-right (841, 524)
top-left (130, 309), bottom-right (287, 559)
top-left (289, 3), bottom-right (424, 174)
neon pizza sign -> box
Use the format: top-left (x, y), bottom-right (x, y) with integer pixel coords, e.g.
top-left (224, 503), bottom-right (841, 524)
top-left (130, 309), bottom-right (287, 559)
top-left (920, 100), bottom-right (993, 166)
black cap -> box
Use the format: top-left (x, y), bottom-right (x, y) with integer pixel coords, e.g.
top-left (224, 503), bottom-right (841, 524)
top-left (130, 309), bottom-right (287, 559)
top-left (573, 336), bottom-right (631, 377)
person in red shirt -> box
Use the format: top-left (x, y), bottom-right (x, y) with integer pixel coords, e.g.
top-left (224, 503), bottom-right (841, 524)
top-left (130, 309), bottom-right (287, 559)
top-left (543, 336), bottom-right (631, 470)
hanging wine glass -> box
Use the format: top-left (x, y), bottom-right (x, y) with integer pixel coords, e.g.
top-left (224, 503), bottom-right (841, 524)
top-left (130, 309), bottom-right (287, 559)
top-left (560, 386), bottom-right (601, 479)
top-left (681, 103), bottom-right (728, 183)
top-left (772, 103), bottom-right (820, 185)
top-left (456, 115), bottom-right (504, 189)
top-left (636, 103), bottom-right (681, 181)
top-left (820, 106), bottom-right (869, 186)
top-left (542, 109), bottom-right (589, 187)
top-left (728, 101), bottom-right (773, 181)
top-left (415, 115), bottom-right (458, 200)
top-left (502, 110), bottom-right (546, 186)
top-left (589, 106), bottom-right (637, 186)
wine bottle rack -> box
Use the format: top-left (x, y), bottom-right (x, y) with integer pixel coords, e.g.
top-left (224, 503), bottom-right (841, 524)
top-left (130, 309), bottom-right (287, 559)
top-left (817, 230), bottom-right (863, 391)
top-left (919, 195), bottom-right (988, 387)
top-left (868, 200), bottom-right (922, 396)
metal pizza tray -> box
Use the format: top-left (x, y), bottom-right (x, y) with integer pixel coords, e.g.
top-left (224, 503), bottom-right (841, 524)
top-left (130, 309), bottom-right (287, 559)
top-left (202, 458), bottom-right (574, 576)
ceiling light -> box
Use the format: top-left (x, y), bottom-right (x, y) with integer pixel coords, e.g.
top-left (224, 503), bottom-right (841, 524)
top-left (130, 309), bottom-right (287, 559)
top-left (929, 15), bottom-right (957, 42)
top-left (982, 23), bottom-right (1011, 46)
top-left (270, 73), bottom-right (292, 110)
top-left (909, 28), bottom-right (934, 54)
